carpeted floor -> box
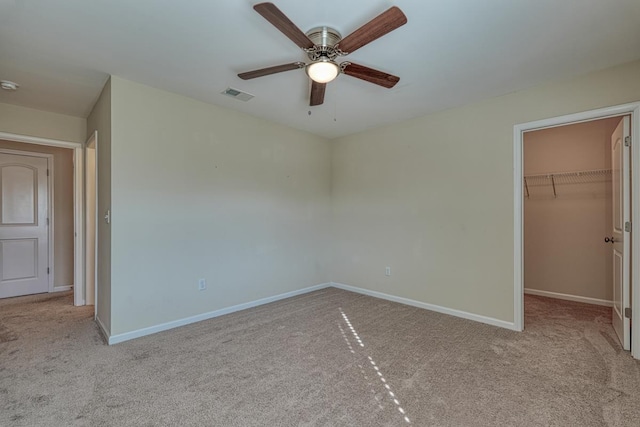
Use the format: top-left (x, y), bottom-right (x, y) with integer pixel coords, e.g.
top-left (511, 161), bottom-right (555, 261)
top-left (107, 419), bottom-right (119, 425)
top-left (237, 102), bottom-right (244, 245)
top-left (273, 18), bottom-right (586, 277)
top-left (1, 288), bottom-right (639, 426)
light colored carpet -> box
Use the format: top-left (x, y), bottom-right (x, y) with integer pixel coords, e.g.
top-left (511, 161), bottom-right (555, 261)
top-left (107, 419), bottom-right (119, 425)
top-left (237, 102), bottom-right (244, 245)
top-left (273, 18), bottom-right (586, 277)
top-left (1, 288), bottom-right (639, 426)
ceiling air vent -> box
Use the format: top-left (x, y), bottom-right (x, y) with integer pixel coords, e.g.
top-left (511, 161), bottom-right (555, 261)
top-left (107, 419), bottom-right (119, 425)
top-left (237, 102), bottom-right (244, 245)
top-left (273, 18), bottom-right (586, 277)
top-left (221, 87), bottom-right (254, 102)
top-left (0, 80), bottom-right (19, 91)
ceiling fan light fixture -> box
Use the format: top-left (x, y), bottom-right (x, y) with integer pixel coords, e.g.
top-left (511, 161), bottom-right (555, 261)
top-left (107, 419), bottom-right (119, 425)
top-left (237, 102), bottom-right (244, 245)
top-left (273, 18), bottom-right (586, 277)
top-left (306, 59), bottom-right (339, 83)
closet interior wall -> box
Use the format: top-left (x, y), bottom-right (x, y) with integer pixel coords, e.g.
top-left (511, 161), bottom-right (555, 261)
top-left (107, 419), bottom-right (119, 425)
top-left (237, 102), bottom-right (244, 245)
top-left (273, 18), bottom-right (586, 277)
top-left (524, 117), bottom-right (623, 304)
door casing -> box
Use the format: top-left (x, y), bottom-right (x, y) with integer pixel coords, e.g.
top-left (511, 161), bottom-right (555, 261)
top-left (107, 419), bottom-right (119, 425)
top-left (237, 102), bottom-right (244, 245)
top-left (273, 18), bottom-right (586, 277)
top-left (85, 131), bottom-right (98, 317)
top-left (514, 101), bottom-right (640, 359)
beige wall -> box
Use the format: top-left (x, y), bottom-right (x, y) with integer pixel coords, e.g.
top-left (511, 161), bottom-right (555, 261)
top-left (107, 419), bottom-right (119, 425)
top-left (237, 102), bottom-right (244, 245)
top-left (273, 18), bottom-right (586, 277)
top-left (0, 102), bottom-right (85, 143)
top-left (524, 117), bottom-right (622, 302)
top-left (87, 78), bottom-right (112, 333)
top-left (0, 140), bottom-right (74, 288)
top-left (4, 59), bottom-right (638, 337)
top-left (108, 77), bottom-right (331, 335)
top-left (331, 59), bottom-right (640, 323)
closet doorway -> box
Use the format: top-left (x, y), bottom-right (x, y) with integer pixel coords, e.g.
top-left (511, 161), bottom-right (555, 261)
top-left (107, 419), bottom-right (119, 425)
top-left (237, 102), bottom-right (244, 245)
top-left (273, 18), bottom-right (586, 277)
top-left (516, 109), bottom-right (636, 353)
top-left (523, 117), bottom-right (621, 304)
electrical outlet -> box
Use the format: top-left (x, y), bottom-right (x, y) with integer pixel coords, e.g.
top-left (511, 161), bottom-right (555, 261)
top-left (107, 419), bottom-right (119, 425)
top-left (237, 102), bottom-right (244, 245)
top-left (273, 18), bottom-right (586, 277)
top-left (385, 267), bottom-right (391, 276)
top-left (198, 278), bottom-right (206, 291)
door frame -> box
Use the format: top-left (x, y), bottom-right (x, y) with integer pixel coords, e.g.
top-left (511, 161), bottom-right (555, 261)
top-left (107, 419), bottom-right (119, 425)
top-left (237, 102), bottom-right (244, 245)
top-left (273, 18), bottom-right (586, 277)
top-left (0, 148), bottom-right (55, 293)
top-left (513, 101), bottom-right (640, 359)
top-left (0, 131), bottom-right (86, 306)
top-left (85, 131), bottom-right (98, 318)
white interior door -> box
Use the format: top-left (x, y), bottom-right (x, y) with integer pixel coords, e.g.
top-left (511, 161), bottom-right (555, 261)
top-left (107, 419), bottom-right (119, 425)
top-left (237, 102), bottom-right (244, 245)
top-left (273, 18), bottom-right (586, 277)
top-left (610, 116), bottom-right (631, 350)
top-left (0, 152), bottom-right (49, 298)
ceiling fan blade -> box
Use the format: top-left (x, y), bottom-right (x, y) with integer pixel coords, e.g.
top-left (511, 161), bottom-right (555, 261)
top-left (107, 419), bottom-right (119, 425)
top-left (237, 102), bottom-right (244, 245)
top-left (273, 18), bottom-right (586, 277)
top-left (253, 2), bottom-right (315, 49)
top-left (342, 62), bottom-right (400, 88)
top-left (310, 81), bottom-right (326, 106)
top-left (238, 62), bottom-right (304, 80)
top-left (337, 6), bottom-right (407, 54)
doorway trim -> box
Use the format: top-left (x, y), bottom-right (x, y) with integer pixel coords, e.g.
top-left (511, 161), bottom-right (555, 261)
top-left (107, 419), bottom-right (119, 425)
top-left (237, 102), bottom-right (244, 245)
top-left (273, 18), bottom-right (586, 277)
top-left (85, 130), bottom-right (98, 318)
top-left (513, 101), bottom-right (640, 359)
top-left (0, 131), bottom-right (85, 306)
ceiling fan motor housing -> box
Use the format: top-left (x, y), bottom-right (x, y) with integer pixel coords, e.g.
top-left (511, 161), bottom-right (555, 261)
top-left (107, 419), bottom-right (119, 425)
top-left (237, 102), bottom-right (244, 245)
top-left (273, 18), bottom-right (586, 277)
top-left (305, 26), bottom-right (342, 61)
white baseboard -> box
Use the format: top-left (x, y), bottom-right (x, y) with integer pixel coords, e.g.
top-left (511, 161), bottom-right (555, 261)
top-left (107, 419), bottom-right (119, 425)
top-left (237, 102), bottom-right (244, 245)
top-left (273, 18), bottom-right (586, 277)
top-left (107, 283), bottom-right (332, 345)
top-left (52, 285), bottom-right (73, 292)
top-left (95, 315), bottom-right (111, 343)
top-left (331, 282), bottom-right (518, 331)
top-left (524, 288), bottom-right (613, 307)
top-left (103, 281), bottom-right (524, 345)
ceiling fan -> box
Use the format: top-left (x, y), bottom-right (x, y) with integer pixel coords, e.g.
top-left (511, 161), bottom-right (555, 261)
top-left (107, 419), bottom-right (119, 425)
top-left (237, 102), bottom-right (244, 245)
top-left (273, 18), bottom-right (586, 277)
top-left (238, 2), bottom-right (407, 106)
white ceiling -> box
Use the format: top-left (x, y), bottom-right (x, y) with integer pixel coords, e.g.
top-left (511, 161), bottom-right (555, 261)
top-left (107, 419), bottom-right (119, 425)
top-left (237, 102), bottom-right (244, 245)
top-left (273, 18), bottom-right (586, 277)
top-left (1, 0), bottom-right (639, 139)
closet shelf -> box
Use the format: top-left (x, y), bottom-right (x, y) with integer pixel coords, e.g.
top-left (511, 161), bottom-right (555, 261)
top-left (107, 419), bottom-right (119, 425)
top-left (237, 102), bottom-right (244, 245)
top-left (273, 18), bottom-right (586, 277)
top-left (524, 168), bottom-right (611, 198)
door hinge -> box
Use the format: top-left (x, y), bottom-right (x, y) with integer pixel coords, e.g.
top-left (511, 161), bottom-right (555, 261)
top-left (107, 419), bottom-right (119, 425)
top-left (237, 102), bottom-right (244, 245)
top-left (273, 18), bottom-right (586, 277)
top-left (47, 267), bottom-right (50, 275)
top-left (625, 221), bottom-right (632, 232)
top-left (624, 136), bottom-right (631, 147)
top-left (46, 218), bottom-right (49, 226)
top-left (625, 307), bottom-right (631, 319)
top-left (46, 169), bottom-right (49, 176)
